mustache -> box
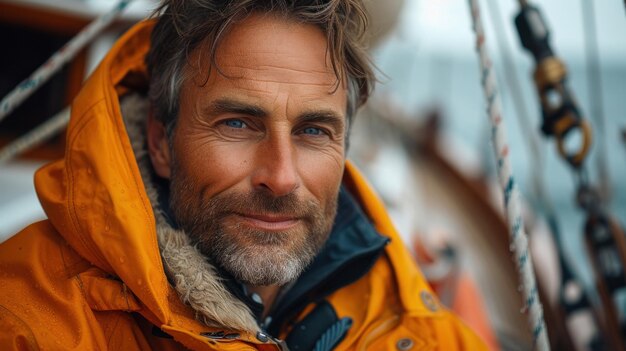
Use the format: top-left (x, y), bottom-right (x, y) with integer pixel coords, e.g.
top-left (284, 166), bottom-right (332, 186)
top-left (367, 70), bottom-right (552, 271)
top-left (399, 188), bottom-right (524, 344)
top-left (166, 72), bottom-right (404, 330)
top-left (202, 190), bottom-right (315, 218)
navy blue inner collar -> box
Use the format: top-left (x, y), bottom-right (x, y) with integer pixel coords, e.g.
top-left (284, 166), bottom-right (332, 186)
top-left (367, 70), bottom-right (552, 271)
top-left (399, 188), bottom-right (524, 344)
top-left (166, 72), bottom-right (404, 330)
top-left (266, 186), bottom-right (389, 334)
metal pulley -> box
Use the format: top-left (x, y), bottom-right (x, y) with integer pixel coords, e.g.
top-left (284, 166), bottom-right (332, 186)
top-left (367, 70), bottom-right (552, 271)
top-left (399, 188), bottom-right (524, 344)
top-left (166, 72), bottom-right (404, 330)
top-left (533, 58), bottom-right (592, 168)
top-left (515, 4), bottom-right (592, 168)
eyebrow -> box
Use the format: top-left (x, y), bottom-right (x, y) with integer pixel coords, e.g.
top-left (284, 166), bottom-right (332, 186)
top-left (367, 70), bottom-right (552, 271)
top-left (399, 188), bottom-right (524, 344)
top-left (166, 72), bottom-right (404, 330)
top-left (203, 98), bottom-right (267, 118)
top-left (296, 110), bottom-right (346, 135)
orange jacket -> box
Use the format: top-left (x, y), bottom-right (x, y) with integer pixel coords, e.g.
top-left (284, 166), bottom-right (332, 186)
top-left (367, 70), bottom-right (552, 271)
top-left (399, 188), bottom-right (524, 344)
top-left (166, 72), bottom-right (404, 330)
top-left (0, 21), bottom-right (487, 350)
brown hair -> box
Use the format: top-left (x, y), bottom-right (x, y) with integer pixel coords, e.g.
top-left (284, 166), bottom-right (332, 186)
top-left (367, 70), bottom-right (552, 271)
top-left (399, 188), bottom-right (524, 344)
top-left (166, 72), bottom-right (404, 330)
top-left (146, 0), bottom-right (375, 134)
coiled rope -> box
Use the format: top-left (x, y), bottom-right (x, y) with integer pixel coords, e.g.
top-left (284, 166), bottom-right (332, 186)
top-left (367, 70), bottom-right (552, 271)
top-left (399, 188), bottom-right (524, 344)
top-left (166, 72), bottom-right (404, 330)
top-left (467, 0), bottom-right (550, 349)
top-left (0, 0), bottom-right (133, 124)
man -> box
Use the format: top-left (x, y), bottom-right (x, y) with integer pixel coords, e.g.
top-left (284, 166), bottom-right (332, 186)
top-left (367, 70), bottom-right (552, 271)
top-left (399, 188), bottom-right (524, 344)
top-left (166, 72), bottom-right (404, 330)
top-left (0, 1), bottom-right (487, 350)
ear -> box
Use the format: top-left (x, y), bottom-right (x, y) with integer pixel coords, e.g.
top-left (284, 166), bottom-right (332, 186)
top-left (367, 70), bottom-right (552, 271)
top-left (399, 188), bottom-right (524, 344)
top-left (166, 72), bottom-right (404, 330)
top-left (147, 110), bottom-right (172, 179)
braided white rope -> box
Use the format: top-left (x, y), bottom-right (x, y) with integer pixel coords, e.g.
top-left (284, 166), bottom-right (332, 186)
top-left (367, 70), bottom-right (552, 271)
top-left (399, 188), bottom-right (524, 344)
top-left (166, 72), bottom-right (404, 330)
top-left (467, 0), bottom-right (550, 349)
top-left (0, 0), bottom-right (133, 124)
top-left (0, 107), bottom-right (70, 164)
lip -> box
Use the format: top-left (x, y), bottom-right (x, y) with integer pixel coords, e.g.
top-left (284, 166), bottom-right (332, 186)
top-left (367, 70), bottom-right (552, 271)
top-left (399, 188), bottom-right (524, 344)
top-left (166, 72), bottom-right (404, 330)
top-left (236, 213), bottom-right (301, 231)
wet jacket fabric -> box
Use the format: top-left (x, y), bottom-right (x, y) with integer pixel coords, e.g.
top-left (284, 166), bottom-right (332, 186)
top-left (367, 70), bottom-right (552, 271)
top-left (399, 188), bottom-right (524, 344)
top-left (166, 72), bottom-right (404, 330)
top-left (0, 21), bottom-right (487, 350)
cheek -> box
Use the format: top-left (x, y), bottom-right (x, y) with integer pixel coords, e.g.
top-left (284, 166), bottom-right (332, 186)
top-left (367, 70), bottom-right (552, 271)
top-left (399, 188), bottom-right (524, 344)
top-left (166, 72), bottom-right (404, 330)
top-left (298, 148), bottom-right (345, 200)
top-left (176, 140), bottom-right (254, 193)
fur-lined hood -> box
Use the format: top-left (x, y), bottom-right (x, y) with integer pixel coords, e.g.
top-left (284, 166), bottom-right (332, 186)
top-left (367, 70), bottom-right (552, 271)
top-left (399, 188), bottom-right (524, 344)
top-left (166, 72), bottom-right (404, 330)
top-left (35, 20), bottom-right (261, 338)
top-left (120, 93), bottom-right (259, 333)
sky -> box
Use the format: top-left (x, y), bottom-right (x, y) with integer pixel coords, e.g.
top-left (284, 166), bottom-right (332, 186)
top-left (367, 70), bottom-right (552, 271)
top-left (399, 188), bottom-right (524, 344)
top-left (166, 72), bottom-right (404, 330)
top-left (9, 0), bottom-right (626, 63)
top-left (400, 0), bottom-right (626, 64)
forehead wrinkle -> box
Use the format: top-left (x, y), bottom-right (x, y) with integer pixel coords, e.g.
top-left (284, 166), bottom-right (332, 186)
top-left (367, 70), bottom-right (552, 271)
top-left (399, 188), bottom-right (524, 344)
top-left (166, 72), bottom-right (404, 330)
top-left (217, 51), bottom-right (331, 70)
top-left (217, 51), bottom-right (335, 75)
top-left (239, 79), bottom-right (335, 87)
top-left (216, 65), bottom-right (337, 87)
top-left (206, 74), bottom-right (338, 100)
top-left (299, 94), bottom-right (345, 105)
top-left (250, 64), bottom-right (331, 76)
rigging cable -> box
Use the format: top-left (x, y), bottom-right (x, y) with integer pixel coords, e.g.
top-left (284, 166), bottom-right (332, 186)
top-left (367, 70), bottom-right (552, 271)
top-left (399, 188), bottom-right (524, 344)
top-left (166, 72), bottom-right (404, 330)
top-left (0, 0), bottom-right (133, 124)
top-left (467, 0), bottom-right (550, 349)
top-left (581, 0), bottom-right (611, 203)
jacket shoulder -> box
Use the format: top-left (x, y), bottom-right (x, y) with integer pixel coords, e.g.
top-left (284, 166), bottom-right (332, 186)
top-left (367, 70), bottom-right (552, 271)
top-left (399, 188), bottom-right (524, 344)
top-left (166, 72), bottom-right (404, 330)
top-left (329, 250), bottom-right (488, 350)
top-left (0, 220), bottom-right (89, 277)
top-left (0, 221), bottom-right (111, 350)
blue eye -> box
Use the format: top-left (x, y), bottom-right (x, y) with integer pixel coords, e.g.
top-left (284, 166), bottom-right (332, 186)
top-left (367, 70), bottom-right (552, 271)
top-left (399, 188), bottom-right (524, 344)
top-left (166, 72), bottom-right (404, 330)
top-left (302, 127), bottom-right (323, 135)
top-left (224, 119), bottom-right (246, 128)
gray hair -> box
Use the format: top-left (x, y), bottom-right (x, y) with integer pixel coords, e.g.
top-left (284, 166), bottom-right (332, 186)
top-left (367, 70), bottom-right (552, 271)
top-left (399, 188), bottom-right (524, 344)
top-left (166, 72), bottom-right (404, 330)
top-left (146, 0), bottom-right (375, 135)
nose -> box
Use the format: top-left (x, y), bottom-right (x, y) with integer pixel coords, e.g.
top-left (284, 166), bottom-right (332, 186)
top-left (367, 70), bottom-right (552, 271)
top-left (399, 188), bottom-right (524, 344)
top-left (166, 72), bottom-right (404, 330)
top-left (251, 135), bottom-right (300, 197)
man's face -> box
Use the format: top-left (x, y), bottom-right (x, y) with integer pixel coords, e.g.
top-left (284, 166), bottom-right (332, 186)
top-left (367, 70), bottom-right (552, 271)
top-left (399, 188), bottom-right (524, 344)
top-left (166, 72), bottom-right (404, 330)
top-left (158, 14), bottom-right (348, 286)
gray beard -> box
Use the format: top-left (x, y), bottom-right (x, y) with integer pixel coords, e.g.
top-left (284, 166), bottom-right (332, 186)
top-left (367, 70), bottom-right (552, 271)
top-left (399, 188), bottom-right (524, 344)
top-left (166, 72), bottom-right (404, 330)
top-left (206, 226), bottom-right (317, 286)
top-left (168, 165), bottom-right (337, 286)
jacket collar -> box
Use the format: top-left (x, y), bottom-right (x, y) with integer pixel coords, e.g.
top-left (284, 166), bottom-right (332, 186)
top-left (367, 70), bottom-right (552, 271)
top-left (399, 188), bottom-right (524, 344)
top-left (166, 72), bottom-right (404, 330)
top-left (267, 187), bottom-right (389, 335)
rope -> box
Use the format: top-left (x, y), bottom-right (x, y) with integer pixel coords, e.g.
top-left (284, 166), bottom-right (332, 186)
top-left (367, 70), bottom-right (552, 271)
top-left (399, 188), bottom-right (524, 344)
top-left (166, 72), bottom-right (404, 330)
top-left (0, 0), bottom-right (133, 124)
top-left (467, 0), bottom-right (550, 349)
top-left (0, 107), bottom-right (70, 164)
top-left (485, 0), bottom-right (547, 209)
top-left (581, 0), bottom-right (611, 202)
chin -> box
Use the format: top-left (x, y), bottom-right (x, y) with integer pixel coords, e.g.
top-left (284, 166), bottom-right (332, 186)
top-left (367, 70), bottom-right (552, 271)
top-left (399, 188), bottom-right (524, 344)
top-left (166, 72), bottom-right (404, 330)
top-left (214, 241), bottom-right (314, 286)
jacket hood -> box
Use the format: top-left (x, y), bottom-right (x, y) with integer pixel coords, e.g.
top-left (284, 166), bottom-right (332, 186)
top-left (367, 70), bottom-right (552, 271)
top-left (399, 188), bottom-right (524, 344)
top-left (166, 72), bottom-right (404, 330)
top-left (34, 20), bottom-right (428, 340)
top-left (34, 20), bottom-right (259, 335)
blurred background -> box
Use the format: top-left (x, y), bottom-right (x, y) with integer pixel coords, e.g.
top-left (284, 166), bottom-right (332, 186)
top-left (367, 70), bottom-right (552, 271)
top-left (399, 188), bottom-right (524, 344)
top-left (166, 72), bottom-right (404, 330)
top-left (0, 0), bottom-right (624, 349)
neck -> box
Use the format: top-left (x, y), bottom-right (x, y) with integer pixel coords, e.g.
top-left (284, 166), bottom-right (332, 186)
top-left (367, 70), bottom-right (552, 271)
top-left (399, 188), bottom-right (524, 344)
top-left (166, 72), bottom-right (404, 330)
top-left (247, 284), bottom-right (281, 318)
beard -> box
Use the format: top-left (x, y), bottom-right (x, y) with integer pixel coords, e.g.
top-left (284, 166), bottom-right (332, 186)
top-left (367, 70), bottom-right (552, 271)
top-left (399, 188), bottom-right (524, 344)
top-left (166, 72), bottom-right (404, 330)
top-left (168, 165), bottom-right (338, 286)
